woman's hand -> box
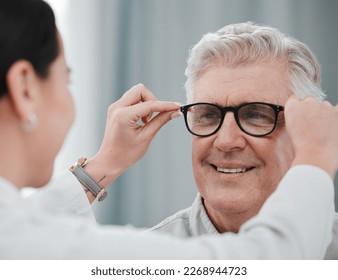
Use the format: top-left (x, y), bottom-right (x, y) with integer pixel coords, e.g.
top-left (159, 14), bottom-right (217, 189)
top-left (285, 95), bottom-right (338, 178)
top-left (84, 84), bottom-right (182, 189)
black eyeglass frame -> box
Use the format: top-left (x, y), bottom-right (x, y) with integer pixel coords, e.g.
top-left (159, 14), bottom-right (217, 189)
top-left (180, 102), bottom-right (284, 137)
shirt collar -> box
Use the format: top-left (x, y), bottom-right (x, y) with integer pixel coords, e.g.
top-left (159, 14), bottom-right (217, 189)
top-left (189, 193), bottom-right (219, 236)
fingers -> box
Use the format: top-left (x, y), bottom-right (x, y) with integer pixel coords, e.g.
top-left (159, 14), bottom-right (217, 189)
top-left (286, 95), bottom-right (336, 113)
top-left (109, 83), bottom-right (183, 142)
top-left (118, 84), bottom-right (157, 106)
top-left (284, 94), bottom-right (300, 107)
top-left (285, 95), bottom-right (319, 109)
top-left (285, 95), bottom-right (338, 178)
top-left (116, 84), bottom-right (181, 125)
top-left (285, 96), bottom-right (330, 117)
top-left (144, 110), bottom-right (182, 136)
top-left (120, 98), bottom-right (182, 139)
top-left (127, 100), bottom-right (181, 123)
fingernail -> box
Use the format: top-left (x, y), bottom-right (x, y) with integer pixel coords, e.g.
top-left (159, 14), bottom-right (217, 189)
top-left (170, 111), bottom-right (183, 120)
top-left (174, 102), bottom-right (183, 107)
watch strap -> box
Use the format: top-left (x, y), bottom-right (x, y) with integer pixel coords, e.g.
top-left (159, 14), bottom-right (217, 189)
top-left (69, 159), bottom-right (107, 201)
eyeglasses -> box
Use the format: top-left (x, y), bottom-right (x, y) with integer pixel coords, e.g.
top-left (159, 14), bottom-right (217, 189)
top-left (180, 102), bottom-right (284, 137)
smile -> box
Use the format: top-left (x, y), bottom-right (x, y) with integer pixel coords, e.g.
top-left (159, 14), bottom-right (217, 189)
top-left (214, 166), bottom-right (255, 174)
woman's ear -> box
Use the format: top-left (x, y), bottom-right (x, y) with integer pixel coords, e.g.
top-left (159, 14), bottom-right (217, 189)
top-left (6, 60), bottom-right (39, 123)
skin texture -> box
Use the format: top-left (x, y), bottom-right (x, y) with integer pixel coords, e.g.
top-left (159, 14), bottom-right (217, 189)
top-left (191, 61), bottom-right (295, 233)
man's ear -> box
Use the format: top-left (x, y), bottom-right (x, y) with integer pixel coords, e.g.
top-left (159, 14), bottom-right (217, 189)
top-left (6, 60), bottom-right (39, 123)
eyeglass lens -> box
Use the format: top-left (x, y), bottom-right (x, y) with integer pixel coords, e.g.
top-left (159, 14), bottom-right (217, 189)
top-left (186, 103), bottom-right (278, 136)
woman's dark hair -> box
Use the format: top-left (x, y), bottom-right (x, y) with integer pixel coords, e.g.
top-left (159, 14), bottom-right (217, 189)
top-left (0, 0), bottom-right (58, 98)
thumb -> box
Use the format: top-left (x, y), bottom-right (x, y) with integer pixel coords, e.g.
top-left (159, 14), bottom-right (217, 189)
top-left (144, 110), bottom-right (182, 137)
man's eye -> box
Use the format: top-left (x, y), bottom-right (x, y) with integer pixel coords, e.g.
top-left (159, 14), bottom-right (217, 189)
top-left (245, 111), bottom-right (264, 119)
top-left (201, 113), bottom-right (220, 119)
top-left (243, 111), bottom-right (274, 123)
top-left (193, 112), bottom-right (220, 124)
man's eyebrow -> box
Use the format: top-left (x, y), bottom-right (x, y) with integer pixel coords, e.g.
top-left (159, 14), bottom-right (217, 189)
top-left (213, 101), bottom-right (249, 107)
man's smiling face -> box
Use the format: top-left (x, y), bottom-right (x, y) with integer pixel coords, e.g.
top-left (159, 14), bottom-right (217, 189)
top-left (191, 60), bottom-right (294, 233)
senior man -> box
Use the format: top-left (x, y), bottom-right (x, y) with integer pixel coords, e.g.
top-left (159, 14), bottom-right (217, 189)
top-left (149, 22), bottom-right (338, 259)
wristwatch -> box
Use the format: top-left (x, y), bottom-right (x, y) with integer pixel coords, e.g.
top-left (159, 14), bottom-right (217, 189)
top-left (69, 157), bottom-right (107, 201)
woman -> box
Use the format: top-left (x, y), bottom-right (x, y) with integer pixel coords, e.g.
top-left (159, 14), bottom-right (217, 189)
top-left (0, 0), bottom-right (336, 259)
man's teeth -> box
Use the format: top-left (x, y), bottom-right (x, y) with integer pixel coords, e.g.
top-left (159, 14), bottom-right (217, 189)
top-left (217, 167), bottom-right (247, 174)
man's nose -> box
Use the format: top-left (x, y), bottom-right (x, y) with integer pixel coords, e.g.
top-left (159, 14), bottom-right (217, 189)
top-left (213, 113), bottom-right (246, 152)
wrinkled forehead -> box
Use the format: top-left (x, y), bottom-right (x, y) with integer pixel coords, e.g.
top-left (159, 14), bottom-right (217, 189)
top-left (191, 61), bottom-right (292, 106)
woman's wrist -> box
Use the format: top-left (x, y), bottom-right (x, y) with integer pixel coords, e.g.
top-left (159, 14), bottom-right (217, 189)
top-left (69, 154), bottom-right (124, 204)
top-left (83, 155), bottom-right (124, 190)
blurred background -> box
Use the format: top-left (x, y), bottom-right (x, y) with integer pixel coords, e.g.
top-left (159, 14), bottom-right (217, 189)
top-left (47, 0), bottom-right (338, 227)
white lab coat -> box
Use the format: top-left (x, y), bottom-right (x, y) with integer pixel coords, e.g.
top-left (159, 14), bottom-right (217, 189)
top-left (0, 165), bottom-right (334, 259)
top-left (149, 194), bottom-right (338, 259)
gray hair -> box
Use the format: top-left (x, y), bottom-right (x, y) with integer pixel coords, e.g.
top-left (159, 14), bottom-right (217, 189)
top-left (185, 22), bottom-right (325, 102)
